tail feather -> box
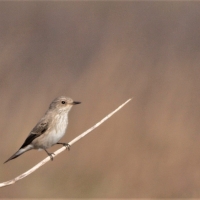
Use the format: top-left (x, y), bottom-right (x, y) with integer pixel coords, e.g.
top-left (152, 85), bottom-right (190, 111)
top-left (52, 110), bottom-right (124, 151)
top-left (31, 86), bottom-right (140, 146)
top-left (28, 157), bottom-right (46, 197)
top-left (4, 145), bottom-right (33, 163)
top-left (4, 151), bottom-right (21, 163)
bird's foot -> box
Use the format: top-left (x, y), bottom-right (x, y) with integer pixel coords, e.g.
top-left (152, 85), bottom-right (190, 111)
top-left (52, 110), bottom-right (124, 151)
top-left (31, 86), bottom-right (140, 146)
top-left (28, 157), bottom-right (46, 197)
top-left (64, 143), bottom-right (71, 151)
top-left (48, 152), bottom-right (55, 161)
top-left (44, 149), bottom-right (55, 161)
top-left (57, 142), bottom-right (71, 151)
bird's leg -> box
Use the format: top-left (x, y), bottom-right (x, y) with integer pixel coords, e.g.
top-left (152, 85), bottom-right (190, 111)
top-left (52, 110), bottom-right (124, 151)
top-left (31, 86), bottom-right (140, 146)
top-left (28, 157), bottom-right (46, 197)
top-left (44, 149), bottom-right (55, 161)
top-left (57, 142), bottom-right (71, 151)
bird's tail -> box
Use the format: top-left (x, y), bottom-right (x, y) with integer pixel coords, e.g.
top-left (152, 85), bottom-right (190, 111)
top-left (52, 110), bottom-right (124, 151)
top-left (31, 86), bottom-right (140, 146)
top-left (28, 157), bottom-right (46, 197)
top-left (4, 145), bottom-right (33, 163)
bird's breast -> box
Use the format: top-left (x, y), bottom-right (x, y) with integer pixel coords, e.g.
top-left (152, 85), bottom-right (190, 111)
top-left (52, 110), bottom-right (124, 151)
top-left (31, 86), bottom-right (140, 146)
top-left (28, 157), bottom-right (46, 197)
top-left (53, 113), bottom-right (68, 138)
top-left (35, 113), bottom-right (69, 149)
top-left (32, 110), bottom-right (71, 150)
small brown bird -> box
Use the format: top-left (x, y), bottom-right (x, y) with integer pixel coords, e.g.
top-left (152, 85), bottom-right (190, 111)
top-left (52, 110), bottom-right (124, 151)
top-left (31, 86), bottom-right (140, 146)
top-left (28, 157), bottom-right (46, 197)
top-left (4, 96), bottom-right (81, 163)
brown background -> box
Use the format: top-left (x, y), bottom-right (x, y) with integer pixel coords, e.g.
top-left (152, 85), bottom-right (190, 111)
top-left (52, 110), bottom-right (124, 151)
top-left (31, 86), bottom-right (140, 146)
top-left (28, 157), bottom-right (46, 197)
top-left (0, 2), bottom-right (200, 198)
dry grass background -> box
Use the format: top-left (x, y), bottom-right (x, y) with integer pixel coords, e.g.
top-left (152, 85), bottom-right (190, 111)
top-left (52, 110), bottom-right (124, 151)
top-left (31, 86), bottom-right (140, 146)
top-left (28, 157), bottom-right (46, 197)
top-left (0, 1), bottom-right (200, 198)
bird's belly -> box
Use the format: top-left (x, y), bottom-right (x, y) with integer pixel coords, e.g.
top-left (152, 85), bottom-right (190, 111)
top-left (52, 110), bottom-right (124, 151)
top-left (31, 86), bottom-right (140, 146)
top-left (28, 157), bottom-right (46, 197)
top-left (33, 113), bottom-right (69, 149)
top-left (33, 123), bottom-right (68, 149)
top-left (45, 128), bottom-right (66, 147)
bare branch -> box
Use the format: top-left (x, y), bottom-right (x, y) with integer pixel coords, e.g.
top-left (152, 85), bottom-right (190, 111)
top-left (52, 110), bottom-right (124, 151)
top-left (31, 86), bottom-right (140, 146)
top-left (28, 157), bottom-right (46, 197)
top-left (0, 98), bottom-right (132, 188)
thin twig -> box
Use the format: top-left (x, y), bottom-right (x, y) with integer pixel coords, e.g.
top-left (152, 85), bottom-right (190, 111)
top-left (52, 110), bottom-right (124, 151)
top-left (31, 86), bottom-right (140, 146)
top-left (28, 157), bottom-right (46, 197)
top-left (0, 98), bottom-right (132, 188)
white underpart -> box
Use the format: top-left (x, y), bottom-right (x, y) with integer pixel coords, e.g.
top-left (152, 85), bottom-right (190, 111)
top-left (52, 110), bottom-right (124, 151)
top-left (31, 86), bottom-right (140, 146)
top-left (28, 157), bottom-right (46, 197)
top-left (33, 110), bottom-right (70, 149)
top-left (52, 112), bottom-right (68, 142)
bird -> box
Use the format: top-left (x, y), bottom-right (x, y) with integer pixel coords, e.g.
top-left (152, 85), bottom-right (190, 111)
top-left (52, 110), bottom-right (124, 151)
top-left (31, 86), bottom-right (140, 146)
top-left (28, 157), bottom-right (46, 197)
top-left (4, 96), bottom-right (81, 163)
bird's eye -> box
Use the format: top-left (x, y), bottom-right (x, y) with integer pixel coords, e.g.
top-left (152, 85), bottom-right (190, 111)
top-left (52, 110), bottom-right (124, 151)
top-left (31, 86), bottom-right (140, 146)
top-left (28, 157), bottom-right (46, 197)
top-left (61, 101), bottom-right (66, 104)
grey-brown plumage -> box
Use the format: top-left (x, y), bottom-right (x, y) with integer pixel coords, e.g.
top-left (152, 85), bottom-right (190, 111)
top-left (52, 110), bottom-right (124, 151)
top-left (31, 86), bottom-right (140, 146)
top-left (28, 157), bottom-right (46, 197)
top-left (4, 96), bottom-right (81, 163)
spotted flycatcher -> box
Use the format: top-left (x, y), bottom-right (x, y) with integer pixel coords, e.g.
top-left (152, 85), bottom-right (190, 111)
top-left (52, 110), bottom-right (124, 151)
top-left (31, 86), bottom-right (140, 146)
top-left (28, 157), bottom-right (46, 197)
top-left (4, 96), bottom-right (81, 163)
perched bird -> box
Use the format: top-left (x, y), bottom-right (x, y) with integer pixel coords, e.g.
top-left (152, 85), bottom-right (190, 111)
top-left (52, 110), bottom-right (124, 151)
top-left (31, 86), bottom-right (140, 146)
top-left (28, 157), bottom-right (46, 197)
top-left (4, 96), bottom-right (81, 163)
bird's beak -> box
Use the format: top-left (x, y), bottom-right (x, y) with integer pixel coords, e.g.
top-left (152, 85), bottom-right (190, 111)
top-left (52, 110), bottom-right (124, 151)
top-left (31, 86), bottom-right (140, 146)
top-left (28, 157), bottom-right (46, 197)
top-left (72, 101), bottom-right (81, 105)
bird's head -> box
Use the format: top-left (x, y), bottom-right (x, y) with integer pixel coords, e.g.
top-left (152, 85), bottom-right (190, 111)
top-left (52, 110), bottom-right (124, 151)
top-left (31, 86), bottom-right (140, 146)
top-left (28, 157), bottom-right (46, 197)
top-left (49, 96), bottom-right (81, 112)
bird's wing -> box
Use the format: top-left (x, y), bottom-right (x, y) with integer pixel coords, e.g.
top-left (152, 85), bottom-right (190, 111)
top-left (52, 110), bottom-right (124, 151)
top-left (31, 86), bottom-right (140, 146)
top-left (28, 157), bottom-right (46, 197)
top-left (20, 118), bottom-right (49, 149)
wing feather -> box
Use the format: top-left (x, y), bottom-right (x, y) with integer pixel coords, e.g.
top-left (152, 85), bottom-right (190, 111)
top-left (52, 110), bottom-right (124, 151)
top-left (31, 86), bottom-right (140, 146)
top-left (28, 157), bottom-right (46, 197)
top-left (20, 119), bottom-right (48, 148)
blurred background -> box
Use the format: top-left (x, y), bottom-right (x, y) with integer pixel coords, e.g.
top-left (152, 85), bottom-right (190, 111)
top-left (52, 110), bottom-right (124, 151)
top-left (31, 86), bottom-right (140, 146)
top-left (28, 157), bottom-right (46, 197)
top-left (0, 1), bottom-right (200, 198)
